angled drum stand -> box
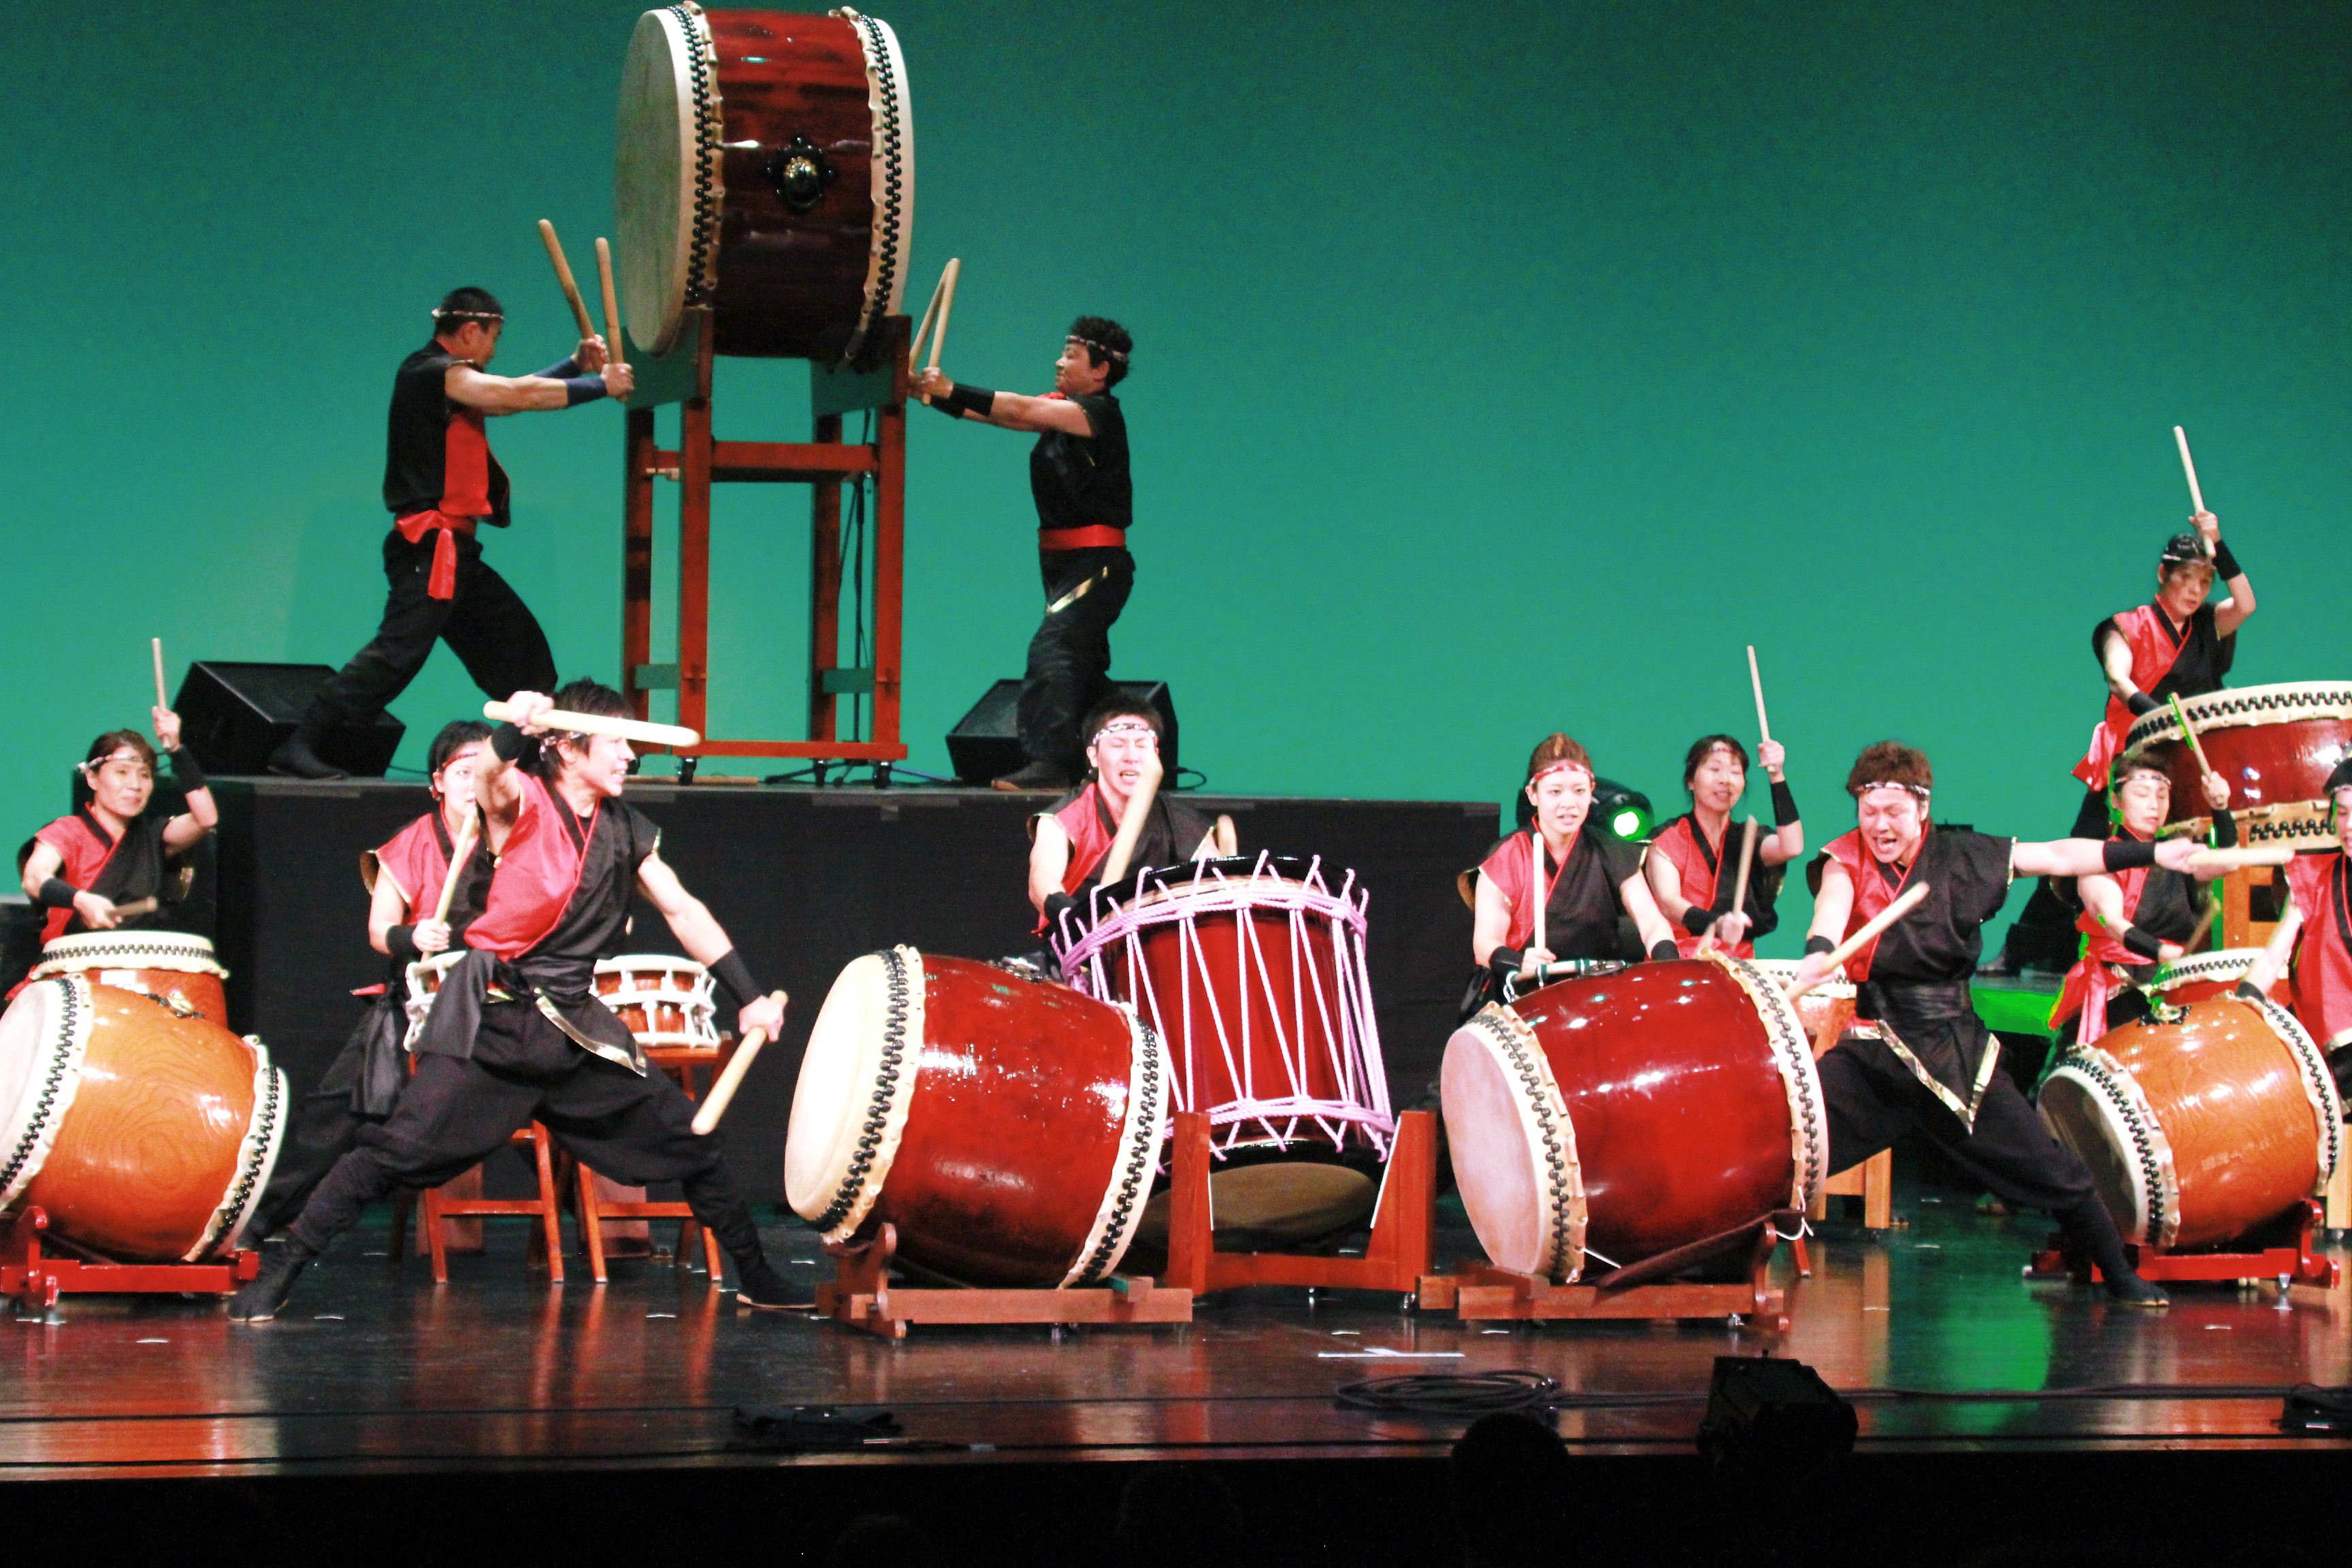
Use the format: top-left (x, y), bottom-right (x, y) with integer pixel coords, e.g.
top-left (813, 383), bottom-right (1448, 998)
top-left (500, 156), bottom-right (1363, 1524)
top-left (1420, 1211), bottom-right (1797, 1329)
top-left (3, 1207), bottom-right (259, 1314)
top-left (817, 1226), bottom-right (1192, 1341)
top-left (2028, 1199), bottom-right (2339, 1292)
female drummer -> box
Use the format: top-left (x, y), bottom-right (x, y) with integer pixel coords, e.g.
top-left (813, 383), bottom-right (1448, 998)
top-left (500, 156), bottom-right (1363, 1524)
top-left (1789, 741), bottom-right (2203, 1305)
top-left (2052, 741), bottom-right (2235, 1047)
top-left (2240, 758), bottom-right (2352, 1102)
top-left (19, 707), bottom-right (216, 941)
top-left (1644, 734), bottom-right (1803, 958)
top-left (1029, 696), bottom-right (1235, 932)
top-left (1467, 734), bottom-right (1678, 1013)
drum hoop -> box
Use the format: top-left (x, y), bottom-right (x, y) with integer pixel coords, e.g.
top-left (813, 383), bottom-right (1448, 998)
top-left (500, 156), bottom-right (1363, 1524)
top-left (813, 945), bottom-right (924, 1243)
top-left (2242, 994), bottom-right (2345, 1183)
top-left (0, 978), bottom-right (93, 1211)
top-left (1710, 953), bottom-right (1831, 1212)
top-left (1462, 1002), bottom-right (1587, 1282)
top-left (2047, 1047), bottom-right (2178, 1247)
top-left (1742, 959), bottom-right (1856, 1002)
top-left (2168, 802), bottom-right (2334, 852)
top-left (669, 2), bottom-right (725, 318)
top-left (837, 8), bottom-right (913, 362)
top-left (1064, 1007), bottom-right (1167, 1286)
top-left (31, 932), bottom-right (227, 981)
top-left (190, 1053), bottom-right (287, 1261)
top-left (2121, 681), bottom-right (2352, 751)
top-left (1058, 866), bottom-right (1369, 973)
top-left (2149, 948), bottom-right (2261, 992)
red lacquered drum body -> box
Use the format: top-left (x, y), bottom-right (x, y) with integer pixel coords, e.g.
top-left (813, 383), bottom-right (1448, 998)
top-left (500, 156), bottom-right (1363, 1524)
top-left (1441, 955), bottom-right (1826, 1281)
top-left (2040, 994), bottom-right (2341, 1250)
top-left (2147, 948), bottom-right (2282, 1009)
top-left (593, 956), bottom-right (720, 1048)
top-left (783, 949), bottom-right (1166, 1288)
top-left (29, 931), bottom-right (230, 1024)
top-left (0, 979), bottom-right (286, 1262)
top-left (2123, 682), bottom-right (2352, 849)
top-left (617, 5), bottom-right (913, 361)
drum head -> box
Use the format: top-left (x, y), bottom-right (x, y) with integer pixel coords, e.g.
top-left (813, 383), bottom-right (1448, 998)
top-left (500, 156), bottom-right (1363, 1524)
top-left (615, 5), bottom-right (717, 355)
top-left (785, 950), bottom-right (914, 1224)
top-left (0, 980), bottom-right (83, 1205)
top-left (1440, 1024), bottom-right (1560, 1277)
top-left (2038, 1066), bottom-right (2152, 1243)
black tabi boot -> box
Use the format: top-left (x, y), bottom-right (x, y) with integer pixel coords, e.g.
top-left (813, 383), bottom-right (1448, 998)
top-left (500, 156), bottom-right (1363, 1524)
top-left (681, 1164), bottom-right (808, 1311)
top-left (230, 1238), bottom-right (319, 1321)
top-left (267, 730), bottom-right (348, 781)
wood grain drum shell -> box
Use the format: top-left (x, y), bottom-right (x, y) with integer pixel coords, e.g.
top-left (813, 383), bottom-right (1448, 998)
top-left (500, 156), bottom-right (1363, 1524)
top-left (783, 949), bottom-right (1165, 1288)
top-left (616, 4), bottom-right (913, 361)
top-left (28, 930), bottom-right (231, 1025)
top-left (2122, 681), bottom-right (2352, 849)
top-left (0, 979), bottom-right (285, 1262)
top-left (2147, 948), bottom-right (2283, 1009)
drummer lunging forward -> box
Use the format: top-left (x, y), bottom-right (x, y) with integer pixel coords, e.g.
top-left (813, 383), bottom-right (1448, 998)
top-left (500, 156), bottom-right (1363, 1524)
top-left (2052, 740), bottom-right (2235, 1047)
top-left (18, 707), bottom-right (216, 943)
top-left (2240, 759), bottom-right (2352, 1102)
top-left (1997, 515), bottom-right (2255, 971)
top-left (1467, 734), bottom-right (1679, 1016)
top-left (238, 682), bottom-right (796, 1318)
top-left (1644, 734), bottom-right (1803, 960)
top-left (250, 720), bottom-right (497, 1238)
top-left (1791, 742), bottom-right (2202, 1305)
top-left (1030, 696), bottom-right (1232, 932)
top-left (917, 319), bottom-right (1136, 791)
top-left (269, 288), bottom-right (634, 779)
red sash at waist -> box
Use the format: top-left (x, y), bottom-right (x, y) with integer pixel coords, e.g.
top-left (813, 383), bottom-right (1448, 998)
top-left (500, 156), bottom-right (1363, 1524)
top-left (395, 510), bottom-right (481, 600)
top-left (1039, 525), bottom-right (1126, 551)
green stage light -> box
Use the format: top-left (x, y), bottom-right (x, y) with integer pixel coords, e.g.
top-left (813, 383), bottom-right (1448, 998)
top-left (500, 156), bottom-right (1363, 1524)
top-left (1612, 804), bottom-right (1648, 840)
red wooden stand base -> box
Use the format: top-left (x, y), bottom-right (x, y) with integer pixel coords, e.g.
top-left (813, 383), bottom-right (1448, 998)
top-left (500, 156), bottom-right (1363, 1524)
top-left (1162, 1109), bottom-right (1441, 1302)
top-left (1420, 1211), bottom-right (1795, 1329)
top-left (2, 1207), bottom-right (260, 1311)
top-left (817, 1224), bottom-right (1192, 1341)
top-left (2028, 1200), bottom-right (2340, 1290)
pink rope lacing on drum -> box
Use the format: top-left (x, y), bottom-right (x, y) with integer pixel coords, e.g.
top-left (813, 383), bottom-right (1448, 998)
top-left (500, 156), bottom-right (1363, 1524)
top-left (1055, 852), bottom-right (1394, 1160)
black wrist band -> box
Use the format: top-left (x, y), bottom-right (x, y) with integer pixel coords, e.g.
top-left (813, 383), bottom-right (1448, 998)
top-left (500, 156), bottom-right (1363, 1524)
top-left (386, 924), bottom-right (422, 962)
top-left (947, 383), bottom-right (997, 419)
top-left (2233, 979), bottom-right (2265, 1001)
top-left (2120, 924), bottom-right (2164, 961)
top-left (37, 878), bottom-right (79, 911)
top-left (2103, 838), bottom-right (2158, 872)
top-left (165, 745), bottom-right (206, 790)
top-left (1680, 904), bottom-right (1715, 936)
top-left (2210, 539), bottom-right (2242, 579)
top-left (1805, 934), bottom-right (1836, 956)
top-left (1771, 779), bottom-right (1799, 828)
top-left (1649, 938), bottom-right (1682, 962)
top-left (535, 357), bottom-right (582, 380)
top-left (560, 374), bottom-right (606, 407)
top-left (2125, 691), bottom-right (2162, 717)
top-left (709, 949), bottom-right (761, 1011)
top-left (2210, 808), bottom-right (2238, 850)
top-left (1488, 946), bottom-right (1524, 979)
top-left (491, 723), bottom-right (528, 762)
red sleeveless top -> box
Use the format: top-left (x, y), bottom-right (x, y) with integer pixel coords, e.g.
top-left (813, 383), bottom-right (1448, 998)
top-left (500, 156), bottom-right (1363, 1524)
top-left (2285, 851), bottom-right (2352, 1047)
top-left (1816, 829), bottom-right (1925, 983)
top-left (463, 774), bottom-right (598, 961)
top-left (2073, 604), bottom-right (2192, 787)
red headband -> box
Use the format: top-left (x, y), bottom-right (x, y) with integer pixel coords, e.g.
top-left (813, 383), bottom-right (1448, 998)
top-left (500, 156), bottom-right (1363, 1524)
top-left (1529, 758), bottom-right (1592, 787)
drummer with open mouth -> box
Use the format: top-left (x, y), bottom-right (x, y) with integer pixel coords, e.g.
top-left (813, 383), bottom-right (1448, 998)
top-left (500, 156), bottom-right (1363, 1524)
top-left (1029, 697), bottom-right (1234, 936)
top-left (1793, 742), bottom-right (2204, 1306)
top-left (18, 706), bottom-right (216, 945)
top-left (1467, 734), bottom-right (1680, 1016)
top-left (2240, 758), bottom-right (2352, 1104)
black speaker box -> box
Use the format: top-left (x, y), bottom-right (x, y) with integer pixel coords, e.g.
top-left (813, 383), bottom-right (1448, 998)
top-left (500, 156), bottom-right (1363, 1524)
top-left (174, 662), bottom-right (406, 777)
top-left (945, 680), bottom-right (1177, 785)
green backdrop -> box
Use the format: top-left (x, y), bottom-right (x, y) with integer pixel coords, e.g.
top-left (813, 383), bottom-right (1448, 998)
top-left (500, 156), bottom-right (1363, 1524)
top-left (5, 1), bottom-right (2346, 955)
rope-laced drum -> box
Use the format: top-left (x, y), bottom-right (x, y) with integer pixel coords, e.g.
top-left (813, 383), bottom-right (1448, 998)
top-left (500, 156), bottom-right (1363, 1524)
top-left (785, 949), bottom-right (1166, 1288)
top-left (1441, 954), bottom-right (1827, 1284)
top-left (2040, 992), bottom-right (2340, 1250)
top-left (0, 978), bottom-right (284, 1262)
top-left (593, 955), bottom-right (721, 1050)
top-left (617, 3), bottom-right (913, 362)
top-left (2123, 681), bottom-right (2352, 849)
top-left (28, 930), bottom-right (230, 1024)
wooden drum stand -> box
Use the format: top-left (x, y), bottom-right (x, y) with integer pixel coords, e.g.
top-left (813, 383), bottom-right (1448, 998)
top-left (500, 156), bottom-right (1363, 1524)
top-left (3, 1207), bottom-right (259, 1314)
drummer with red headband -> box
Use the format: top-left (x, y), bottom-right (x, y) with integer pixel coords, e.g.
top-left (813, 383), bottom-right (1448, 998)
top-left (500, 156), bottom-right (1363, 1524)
top-left (2240, 759), bottom-right (2352, 1104)
top-left (18, 706), bottom-right (216, 943)
top-left (2051, 740), bottom-right (2236, 1047)
top-left (250, 719), bottom-right (499, 1239)
top-left (1644, 734), bottom-right (1803, 959)
top-left (1030, 696), bottom-right (1235, 934)
top-left (1467, 734), bottom-right (1679, 1014)
top-left (1792, 741), bottom-right (2204, 1305)
top-left (1996, 515), bottom-right (2255, 973)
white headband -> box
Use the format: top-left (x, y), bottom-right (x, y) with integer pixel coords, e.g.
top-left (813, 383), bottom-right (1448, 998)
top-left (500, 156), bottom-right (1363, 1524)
top-left (1091, 716), bottom-right (1157, 747)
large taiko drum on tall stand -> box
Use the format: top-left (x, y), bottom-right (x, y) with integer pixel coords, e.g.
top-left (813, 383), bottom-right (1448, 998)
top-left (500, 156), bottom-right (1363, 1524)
top-left (2040, 994), bottom-right (2341, 1250)
top-left (0, 979), bottom-right (285, 1262)
top-left (28, 930), bottom-right (230, 1024)
top-left (2123, 681), bottom-right (2352, 849)
top-left (784, 949), bottom-right (1166, 1288)
top-left (617, 3), bottom-right (913, 362)
top-left (1441, 954), bottom-right (1827, 1282)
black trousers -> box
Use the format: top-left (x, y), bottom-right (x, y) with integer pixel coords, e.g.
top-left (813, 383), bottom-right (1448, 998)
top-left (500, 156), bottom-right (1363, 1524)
top-left (252, 1035), bottom-right (383, 1239)
top-left (1019, 546), bottom-right (1134, 775)
top-left (1820, 1034), bottom-right (2136, 1281)
top-left (284, 1001), bottom-right (767, 1271)
top-left (1998, 789), bottom-right (2110, 970)
top-left (304, 529), bottom-right (558, 735)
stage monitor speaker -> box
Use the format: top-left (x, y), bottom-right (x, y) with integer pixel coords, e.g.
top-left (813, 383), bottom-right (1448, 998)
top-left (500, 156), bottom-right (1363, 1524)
top-left (174, 662), bottom-right (406, 777)
top-left (945, 680), bottom-right (1177, 785)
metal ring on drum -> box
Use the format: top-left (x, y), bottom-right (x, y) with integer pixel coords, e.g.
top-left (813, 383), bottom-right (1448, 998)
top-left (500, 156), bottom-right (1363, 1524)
top-left (592, 955), bottom-right (721, 1050)
top-left (2121, 680), bottom-right (2352, 849)
top-left (28, 930), bottom-right (231, 1024)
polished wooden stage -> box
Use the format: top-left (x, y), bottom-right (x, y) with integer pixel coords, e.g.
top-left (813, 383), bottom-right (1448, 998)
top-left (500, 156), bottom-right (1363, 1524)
top-left (7, 1170), bottom-right (2347, 1566)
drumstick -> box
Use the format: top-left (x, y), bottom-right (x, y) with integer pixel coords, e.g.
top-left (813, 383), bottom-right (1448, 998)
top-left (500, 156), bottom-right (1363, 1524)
top-left (151, 638), bottom-right (168, 712)
top-left (1096, 757), bottom-right (1163, 889)
top-left (691, 994), bottom-right (787, 1136)
top-left (1747, 646), bottom-right (1771, 746)
top-left (2166, 692), bottom-right (2216, 782)
top-left (481, 701), bottom-right (699, 749)
top-left (2183, 891), bottom-right (2220, 957)
top-left (595, 237), bottom-right (627, 361)
top-left (536, 219), bottom-right (596, 340)
top-left (2173, 425), bottom-right (2207, 529)
top-left (429, 813), bottom-right (480, 926)
top-left (908, 264), bottom-right (950, 369)
top-left (1526, 828), bottom-right (1547, 977)
top-left (925, 257), bottom-right (962, 373)
top-left (2182, 845), bottom-right (2294, 875)
top-left (1729, 817), bottom-right (1760, 919)
top-left (108, 896), bottom-right (159, 921)
top-left (1786, 883), bottom-right (1929, 1002)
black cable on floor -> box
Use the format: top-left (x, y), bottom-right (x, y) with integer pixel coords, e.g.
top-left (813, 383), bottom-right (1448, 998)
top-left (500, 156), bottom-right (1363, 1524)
top-left (1333, 1371), bottom-right (1560, 1417)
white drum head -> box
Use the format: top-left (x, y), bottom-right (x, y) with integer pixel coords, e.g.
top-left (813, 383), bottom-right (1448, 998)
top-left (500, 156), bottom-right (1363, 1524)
top-left (31, 930), bottom-right (226, 979)
top-left (1440, 1009), bottom-right (1584, 1279)
top-left (785, 948), bottom-right (923, 1236)
top-left (615, 5), bottom-right (720, 355)
top-left (0, 979), bottom-right (91, 1209)
top-left (2039, 1062), bottom-right (2157, 1243)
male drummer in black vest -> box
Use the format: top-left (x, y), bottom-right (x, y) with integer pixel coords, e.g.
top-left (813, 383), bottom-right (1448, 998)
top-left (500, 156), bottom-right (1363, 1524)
top-left (269, 288), bottom-right (634, 779)
top-left (916, 318), bottom-right (1134, 791)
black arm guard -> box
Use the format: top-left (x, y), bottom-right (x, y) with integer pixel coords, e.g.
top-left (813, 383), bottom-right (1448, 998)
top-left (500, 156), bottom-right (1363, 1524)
top-left (1648, 938), bottom-right (1682, 962)
top-left (2103, 838), bottom-right (2158, 872)
top-left (385, 925), bottom-right (422, 963)
top-left (708, 949), bottom-right (762, 1011)
top-left (2119, 924), bottom-right (2165, 961)
top-left (2211, 538), bottom-right (2242, 580)
top-left (1770, 779), bottom-right (1799, 828)
top-left (1805, 934), bottom-right (1836, 956)
top-left (1680, 903), bottom-right (1716, 936)
top-left (2125, 691), bottom-right (2162, 717)
top-left (1488, 946), bottom-right (1525, 982)
top-left (165, 745), bottom-right (206, 791)
top-left (2210, 808), bottom-right (2238, 850)
top-left (37, 878), bottom-right (79, 911)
